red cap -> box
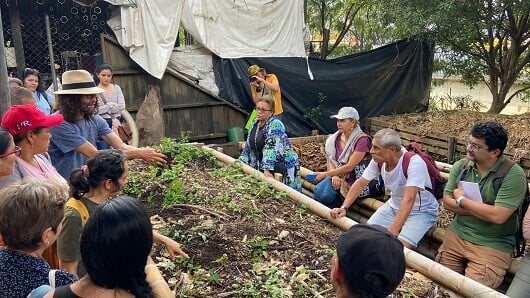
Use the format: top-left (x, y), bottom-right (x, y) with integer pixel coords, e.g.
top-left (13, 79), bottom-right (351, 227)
top-left (1, 105), bottom-right (64, 135)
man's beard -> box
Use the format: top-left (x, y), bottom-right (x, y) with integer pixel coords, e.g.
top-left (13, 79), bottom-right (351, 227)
top-left (81, 103), bottom-right (96, 118)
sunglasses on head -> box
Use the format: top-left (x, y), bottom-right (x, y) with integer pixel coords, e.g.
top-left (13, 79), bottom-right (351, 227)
top-left (24, 68), bottom-right (39, 76)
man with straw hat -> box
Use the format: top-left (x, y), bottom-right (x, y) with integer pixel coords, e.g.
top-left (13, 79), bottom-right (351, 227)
top-left (48, 69), bottom-right (166, 178)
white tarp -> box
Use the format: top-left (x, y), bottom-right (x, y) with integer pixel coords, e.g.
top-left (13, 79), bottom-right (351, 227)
top-left (106, 0), bottom-right (306, 79)
top-left (106, 0), bottom-right (183, 79)
top-left (180, 0), bottom-right (306, 58)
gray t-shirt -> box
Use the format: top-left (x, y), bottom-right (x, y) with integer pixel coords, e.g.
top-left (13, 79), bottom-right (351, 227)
top-left (49, 114), bottom-right (112, 178)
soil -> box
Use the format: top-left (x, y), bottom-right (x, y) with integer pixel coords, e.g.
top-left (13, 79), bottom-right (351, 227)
top-left (126, 109), bottom-right (530, 297)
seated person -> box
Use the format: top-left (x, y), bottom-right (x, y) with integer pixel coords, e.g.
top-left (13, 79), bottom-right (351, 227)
top-left (506, 203), bottom-right (530, 297)
top-left (331, 223), bottom-right (406, 298)
top-left (0, 179), bottom-right (76, 297)
top-left (45, 196), bottom-right (157, 297)
top-left (239, 97), bottom-right (301, 190)
top-left (438, 121), bottom-right (527, 288)
top-left (331, 128), bottom-right (439, 249)
top-left (312, 107), bottom-right (382, 207)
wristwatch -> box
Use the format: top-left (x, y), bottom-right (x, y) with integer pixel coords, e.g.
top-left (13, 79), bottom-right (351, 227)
top-left (456, 196), bottom-right (465, 207)
top-left (340, 205), bottom-right (348, 211)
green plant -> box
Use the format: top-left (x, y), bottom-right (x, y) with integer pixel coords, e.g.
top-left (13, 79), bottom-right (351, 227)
top-left (248, 236), bottom-right (270, 260)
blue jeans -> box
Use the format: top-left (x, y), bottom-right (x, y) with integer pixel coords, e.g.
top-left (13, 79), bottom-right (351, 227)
top-left (367, 202), bottom-right (438, 247)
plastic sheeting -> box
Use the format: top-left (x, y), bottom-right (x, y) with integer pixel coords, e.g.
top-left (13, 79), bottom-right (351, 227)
top-left (106, 0), bottom-right (306, 79)
top-left (106, 0), bottom-right (183, 79)
top-left (180, 0), bottom-right (306, 58)
top-left (214, 39), bottom-right (433, 136)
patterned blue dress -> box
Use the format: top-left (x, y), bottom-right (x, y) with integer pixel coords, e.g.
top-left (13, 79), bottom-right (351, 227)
top-left (0, 248), bottom-right (76, 297)
top-left (239, 116), bottom-right (301, 190)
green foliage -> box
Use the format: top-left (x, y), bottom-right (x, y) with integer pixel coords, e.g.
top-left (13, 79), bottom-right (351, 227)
top-left (375, 0), bottom-right (530, 113)
top-left (248, 236), bottom-right (270, 260)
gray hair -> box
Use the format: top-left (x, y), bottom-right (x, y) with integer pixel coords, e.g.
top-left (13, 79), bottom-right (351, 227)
top-left (0, 178), bottom-right (68, 250)
top-left (373, 128), bottom-right (401, 150)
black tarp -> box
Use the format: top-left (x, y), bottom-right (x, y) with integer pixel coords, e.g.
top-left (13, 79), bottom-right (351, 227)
top-left (213, 38), bottom-right (433, 136)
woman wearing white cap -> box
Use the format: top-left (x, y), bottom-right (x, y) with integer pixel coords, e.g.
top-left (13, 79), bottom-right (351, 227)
top-left (311, 107), bottom-right (383, 207)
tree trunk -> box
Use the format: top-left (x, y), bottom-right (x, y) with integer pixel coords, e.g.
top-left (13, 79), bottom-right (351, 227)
top-left (486, 92), bottom-right (507, 113)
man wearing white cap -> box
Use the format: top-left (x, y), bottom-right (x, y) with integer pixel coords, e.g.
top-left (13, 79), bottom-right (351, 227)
top-left (48, 69), bottom-right (166, 178)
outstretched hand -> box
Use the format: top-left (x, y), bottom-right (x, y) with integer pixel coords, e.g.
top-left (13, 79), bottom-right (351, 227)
top-left (140, 148), bottom-right (167, 166)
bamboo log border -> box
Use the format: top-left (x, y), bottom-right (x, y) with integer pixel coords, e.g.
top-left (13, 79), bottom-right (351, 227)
top-left (204, 146), bottom-right (508, 298)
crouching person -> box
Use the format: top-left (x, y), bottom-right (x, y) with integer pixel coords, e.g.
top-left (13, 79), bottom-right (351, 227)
top-left (331, 223), bottom-right (406, 298)
top-left (330, 128), bottom-right (438, 249)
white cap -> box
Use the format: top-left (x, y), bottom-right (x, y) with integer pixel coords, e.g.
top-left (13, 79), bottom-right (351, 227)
top-left (331, 107), bottom-right (359, 120)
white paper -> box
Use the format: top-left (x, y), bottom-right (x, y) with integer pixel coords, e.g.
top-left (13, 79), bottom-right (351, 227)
top-left (458, 181), bottom-right (483, 202)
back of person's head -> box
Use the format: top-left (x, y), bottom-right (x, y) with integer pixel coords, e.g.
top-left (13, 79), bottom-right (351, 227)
top-left (373, 128), bottom-right (401, 151)
top-left (0, 178), bottom-right (67, 251)
top-left (9, 86), bottom-right (37, 106)
top-left (81, 195), bottom-right (154, 297)
top-left (335, 224), bottom-right (406, 298)
top-left (8, 77), bottom-right (23, 87)
top-left (471, 121), bottom-right (508, 155)
top-left (69, 149), bottom-right (127, 199)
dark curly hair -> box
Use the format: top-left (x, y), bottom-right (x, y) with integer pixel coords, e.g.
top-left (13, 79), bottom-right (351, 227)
top-left (471, 121), bottom-right (508, 155)
top-left (56, 94), bottom-right (98, 123)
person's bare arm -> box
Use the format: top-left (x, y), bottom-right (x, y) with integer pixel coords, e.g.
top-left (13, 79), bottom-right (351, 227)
top-left (75, 141), bottom-right (98, 158)
top-left (102, 133), bottom-right (167, 165)
top-left (330, 177), bottom-right (370, 218)
top-left (388, 186), bottom-right (417, 237)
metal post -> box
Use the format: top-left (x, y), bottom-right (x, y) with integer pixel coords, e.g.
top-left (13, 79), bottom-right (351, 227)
top-left (45, 15), bottom-right (57, 91)
top-left (7, 0), bottom-right (25, 79)
top-left (0, 7), bottom-right (11, 116)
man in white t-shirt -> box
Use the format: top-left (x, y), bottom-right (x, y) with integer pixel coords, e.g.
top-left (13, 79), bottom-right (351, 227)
top-left (330, 128), bottom-right (439, 248)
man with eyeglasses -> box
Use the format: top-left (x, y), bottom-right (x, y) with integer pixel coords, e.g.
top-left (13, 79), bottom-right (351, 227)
top-left (48, 70), bottom-right (166, 179)
top-left (437, 121), bottom-right (527, 288)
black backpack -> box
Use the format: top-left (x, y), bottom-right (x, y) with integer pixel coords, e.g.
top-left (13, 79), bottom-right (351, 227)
top-left (458, 158), bottom-right (530, 257)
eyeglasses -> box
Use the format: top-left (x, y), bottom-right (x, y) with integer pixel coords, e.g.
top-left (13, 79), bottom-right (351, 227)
top-left (0, 146), bottom-right (22, 158)
top-left (256, 108), bottom-right (272, 113)
top-left (465, 139), bottom-right (487, 152)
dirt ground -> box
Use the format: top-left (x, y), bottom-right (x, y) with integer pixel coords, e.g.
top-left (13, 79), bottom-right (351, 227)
top-left (124, 110), bottom-right (530, 297)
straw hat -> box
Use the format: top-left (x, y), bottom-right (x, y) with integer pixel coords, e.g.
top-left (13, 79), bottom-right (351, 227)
top-left (247, 64), bottom-right (265, 77)
top-left (54, 69), bottom-right (104, 95)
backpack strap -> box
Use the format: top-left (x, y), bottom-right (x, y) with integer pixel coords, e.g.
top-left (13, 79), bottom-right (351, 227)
top-left (65, 198), bottom-right (89, 226)
top-left (492, 158), bottom-right (516, 196)
top-left (401, 151), bottom-right (415, 178)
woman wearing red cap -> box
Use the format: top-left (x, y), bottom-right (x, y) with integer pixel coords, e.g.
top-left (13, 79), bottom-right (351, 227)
top-left (0, 104), bottom-right (65, 267)
top-left (0, 105), bottom-right (65, 187)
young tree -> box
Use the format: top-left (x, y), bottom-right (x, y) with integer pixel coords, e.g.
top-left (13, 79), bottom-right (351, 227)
top-left (378, 0), bottom-right (530, 113)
